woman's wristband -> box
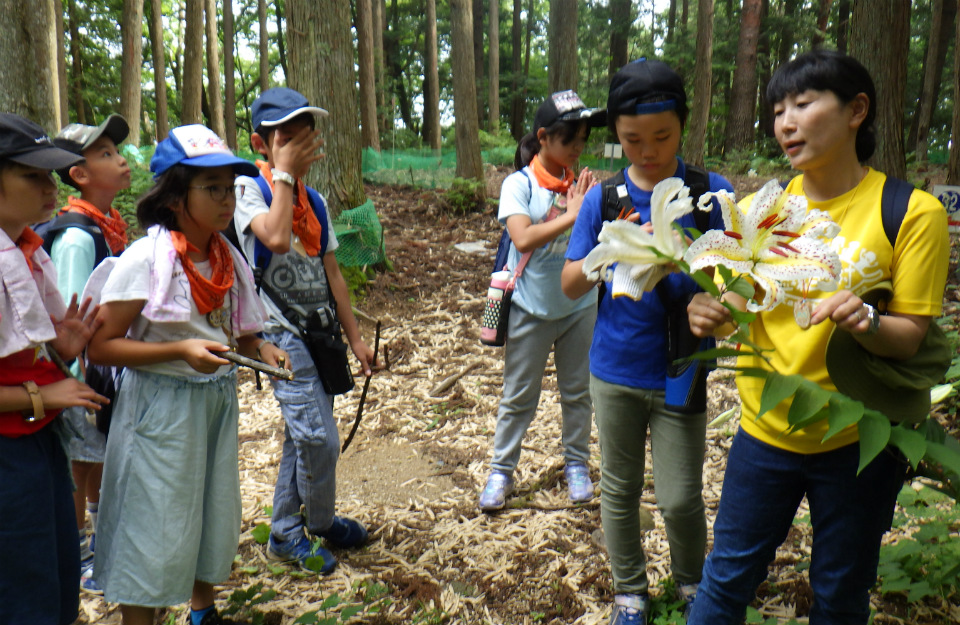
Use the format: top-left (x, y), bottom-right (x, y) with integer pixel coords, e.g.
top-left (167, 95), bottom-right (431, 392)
top-left (22, 380), bottom-right (45, 422)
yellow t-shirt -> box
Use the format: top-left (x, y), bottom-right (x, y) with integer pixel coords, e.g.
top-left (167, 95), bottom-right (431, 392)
top-left (737, 168), bottom-right (949, 453)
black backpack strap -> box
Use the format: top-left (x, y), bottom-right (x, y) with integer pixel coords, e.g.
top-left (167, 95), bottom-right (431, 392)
top-left (40, 212), bottom-right (113, 266)
top-left (683, 164), bottom-right (712, 234)
top-left (600, 169), bottom-right (630, 222)
top-left (881, 176), bottom-right (914, 248)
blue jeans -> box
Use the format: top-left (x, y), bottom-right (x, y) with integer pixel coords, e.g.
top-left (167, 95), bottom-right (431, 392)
top-left (689, 430), bottom-right (906, 625)
top-left (266, 330), bottom-right (340, 541)
top-left (0, 423), bottom-right (80, 625)
top-left (490, 305), bottom-right (595, 474)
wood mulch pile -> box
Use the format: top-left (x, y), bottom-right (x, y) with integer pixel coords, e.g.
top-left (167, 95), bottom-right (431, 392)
top-left (79, 172), bottom-right (959, 624)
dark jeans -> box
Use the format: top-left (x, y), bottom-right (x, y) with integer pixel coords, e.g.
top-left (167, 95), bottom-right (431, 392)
top-left (689, 430), bottom-right (905, 625)
top-left (0, 424), bottom-right (80, 625)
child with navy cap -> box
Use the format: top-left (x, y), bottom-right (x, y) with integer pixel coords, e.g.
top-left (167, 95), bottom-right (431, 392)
top-left (233, 87), bottom-right (373, 573)
top-left (87, 124), bottom-right (288, 625)
top-left (0, 112), bottom-right (109, 625)
top-left (562, 59), bottom-right (734, 624)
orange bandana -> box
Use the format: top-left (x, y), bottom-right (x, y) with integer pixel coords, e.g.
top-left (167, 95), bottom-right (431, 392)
top-left (17, 227), bottom-right (43, 272)
top-left (255, 160), bottom-right (323, 257)
top-left (170, 231), bottom-right (235, 315)
top-left (63, 196), bottom-right (129, 254)
top-left (530, 155), bottom-right (574, 194)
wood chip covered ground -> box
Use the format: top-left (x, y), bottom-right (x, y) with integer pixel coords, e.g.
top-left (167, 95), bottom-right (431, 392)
top-left (79, 173), bottom-right (959, 624)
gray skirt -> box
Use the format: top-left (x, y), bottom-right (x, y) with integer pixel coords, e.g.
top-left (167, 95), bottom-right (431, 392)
top-left (94, 368), bottom-right (241, 607)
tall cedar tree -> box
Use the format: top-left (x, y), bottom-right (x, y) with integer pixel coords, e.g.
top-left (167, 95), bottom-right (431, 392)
top-left (684, 0), bottom-right (714, 167)
top-left (474, 0), bottom-right (485, 128)
top-left (259, 0), bottom-right (269, 90)
top-left (509, 0), bottom-right (524, 140)
top-left (357, 0), bottom-right (380, 150)
top-left (205, 0), bottom-right (226, 138)
top-left (911, 0), bottom-right (956, 162)
top-left (489, 0), bottom-right (500, 134)
top-left (286, 0), bottom-right (367, 216)
top-left (182, 0), bottom-right (204, 124)
top-left (68, 0), bottom-right (87, 125)
top-left (851, 0), bottom-right (909, 179)
top-left (949, 3), bottom-right (960, 185)
top-left (548, 0), bottom-right (578, 92)
top-left (120, 0), bottom-right (144, 146)
top-left (609, 0), bottom-right (630, 79)
top-left (149, 0), bottom-right (170, 141)
top-left (450, 0), bottom-right (484, 181)
top-left (0, 0), bottom-right (61, 130)
top-left (724, 0), bottom-right (762, 152)
top-left (54, 0), bottom-right (69, 127)
top-left (424, 0), bottom-right (442, 150)
top-left (223, 0), bottom-right (237, 149)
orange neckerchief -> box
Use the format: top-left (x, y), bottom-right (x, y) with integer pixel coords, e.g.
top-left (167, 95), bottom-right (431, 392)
top-left (255, 159), bottom-right (323, 257)
top-left (170, 231), bottom-right (235, 315)
top-left (530, 155), bottom-right (574, 194)
top-left (17, 227), bottom-right (43, 272)
top-left (63, 196), bottom-right (129, 254)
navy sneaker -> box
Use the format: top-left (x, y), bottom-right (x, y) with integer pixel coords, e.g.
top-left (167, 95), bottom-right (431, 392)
top-left (318, 516), bottom-right (368, 549)
top-left (610, 594), bottom-right (649, 625)
top-left (478, 471), bottom-right (513, 511)
top-left (267, 534), bottom-right (336, 574)
top-left (565, 462), bottom-right (594, 503)
top-left (80, 561), bottom-right (103, 596)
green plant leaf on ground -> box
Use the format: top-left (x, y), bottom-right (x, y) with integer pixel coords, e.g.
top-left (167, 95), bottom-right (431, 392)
top-left (251, 523), bottom-right (271, 545)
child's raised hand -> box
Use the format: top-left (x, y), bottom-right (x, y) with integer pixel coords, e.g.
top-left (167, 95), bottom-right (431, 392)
top-left (41, 378), bottom-right (110, 412)
top-left (181, 339), bottom-right (232, 374)
top-left (273, 125), bottom-right (325, 180)
top-left (565, 168), bottom-right (598, 217)
top-left (50, 294), bottom-right (102, 360)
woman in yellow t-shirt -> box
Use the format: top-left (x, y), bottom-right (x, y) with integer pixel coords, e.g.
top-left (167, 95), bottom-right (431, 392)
top-left (685, 50), bottom-right (949, 624)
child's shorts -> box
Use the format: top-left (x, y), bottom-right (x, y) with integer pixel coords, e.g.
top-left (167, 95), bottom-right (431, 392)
top-left (0, 423), bottom-right (81, 625)
top-left (94, 368), bottom-right (241, 607)
top-left (63, 405), bottom-right (106, 463)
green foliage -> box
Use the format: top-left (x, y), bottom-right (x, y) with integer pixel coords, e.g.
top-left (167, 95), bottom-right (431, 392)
top-left (221, 582), bottom-right (278, 625)
top-left (251, 523), bottom-right (271, 545)
top-left (877, 485), bottom-right (960, 603)
top-left (439, 177), bottom-right (487, 214)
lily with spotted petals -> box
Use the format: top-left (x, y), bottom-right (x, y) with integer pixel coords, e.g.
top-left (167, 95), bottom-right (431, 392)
top-left (581, 177), bottom-right (702, 300)
top-left (683, 179), bottom-right (841, 312)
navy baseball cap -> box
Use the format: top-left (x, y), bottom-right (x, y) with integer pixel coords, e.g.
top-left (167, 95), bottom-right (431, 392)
top-left (252, 87), bottom-right (329, 133)
top-left (608, 58), bottom-right (687, 117)
top-left (533, 90), bottom-right (606, 133)
top-left (0, 113), bottom-right (84, 170)
top-left (150, 124), bottom-right (259, 178)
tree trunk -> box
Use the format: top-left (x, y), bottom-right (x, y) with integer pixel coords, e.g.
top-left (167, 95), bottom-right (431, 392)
top-left (259, 0), bottom-right (269, 91)
top-left (120, 0), bottom-right (144, 145)
top-left (357, 0), bottom-right (380, 150)
top-left (724, 0), bottom-right (761, 153)
top-left (223, 0), bottom-right (237, 149)
top-left (54, 0), bottom-right (68, 128)
top-left (182, 0), bottom-right (204, 125)
top-left (488, 0), bottom-right (499, 134)
top-left (949, 0), bottom-right (960, 185)
top-left (548, 0), bottom-right (578, 92)
top-left (756, 0), bottom-right (773, 142)
top-left (450, 0), bottom-right (484, 181)
top-left (149, 0), bottom-right (169, 140)
top-left (684, 0), bottom-right (714, 167)
top-left (286, 0), bottom-right (367, 216)
top-left (667, 0), bottom-right (678, 44)
top-left (373, 0), bottom-right (387, 132)
top-left (0, 0), bottom-right (60, 131)
top-left (205, 0), bottom-right (225, 138)
top-left (609, 0), bottom-right (630, 79)
top-left (836, 0), bottom-right (850, 54)
top-left (850, 0), bottom-right (909, 178)
top-left (275, 1), bottom-right (288, 83)
top-left (812, 0), bottom-right (832, 48)
top-left (509, 0), bottom-right (524, 140)
top-left (67, 0), bottom-right (87, 125)
top-left (423, 0), bottom-right (441, 150)
top-left (776, 0), bottom-right (799, 69)
top-left (473, 0), bottom-right (485, 129)
top-left (677, 0), bottom-right (690, 75)
top-left (913, 0), bottom-right (955, 162)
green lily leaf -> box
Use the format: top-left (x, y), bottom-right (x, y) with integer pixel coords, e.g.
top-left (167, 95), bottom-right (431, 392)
top-left (823, 395), bottom-right (863, 442)
top-left (690, 269), bottom-right (721, 297)
top-left (888, 426), bottom-right (927, 470)
top-left (757, 372), bottom-right (803, 420)
top-left (785, 381), bottom-right (832, 429)
top-left (923, 440), bottom-right (960, 478)
top-left (857, 411), bottom-right (891, 474)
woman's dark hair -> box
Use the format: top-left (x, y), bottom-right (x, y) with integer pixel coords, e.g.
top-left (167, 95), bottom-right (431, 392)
top-left (513, 120), bottom-right (592, 170)
top-left (766, 49), bottom-right (877, 162)
top-left (136, 164), bottom-right (202, 231)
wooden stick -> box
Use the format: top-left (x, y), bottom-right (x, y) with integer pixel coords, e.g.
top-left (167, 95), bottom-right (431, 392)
top-left (429, 361), bottom-right (482, 396)
top-left (219, 350), bottom-right (294, 380)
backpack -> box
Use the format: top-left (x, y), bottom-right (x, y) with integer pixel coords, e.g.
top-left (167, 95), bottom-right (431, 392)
top-left (492, 170), bottom-right (533, 273)
top-left (222, 175), bottom-right (330, 276)
top-left (35, 212), bottom-right (114, 268)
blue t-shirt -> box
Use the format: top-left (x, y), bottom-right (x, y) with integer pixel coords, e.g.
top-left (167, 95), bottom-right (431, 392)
top-left (565, 158), bottom-right (733, 389)
top-left (498, 167), bottom-right (597, 320)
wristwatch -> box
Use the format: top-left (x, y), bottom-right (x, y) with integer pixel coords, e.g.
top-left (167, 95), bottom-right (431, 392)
top-left (862, 303), bottom-right (881, 336)
top-left (271, 169), bottom-right (295, 187)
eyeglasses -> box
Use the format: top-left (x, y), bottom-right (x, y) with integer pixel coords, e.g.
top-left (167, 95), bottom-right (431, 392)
top-left (189, 184), bottom-right (244, 202)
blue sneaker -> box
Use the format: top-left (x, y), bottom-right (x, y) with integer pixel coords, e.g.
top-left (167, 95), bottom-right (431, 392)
top-left (565, 462), bottom-right (594, 503)
top-left (610, 594), bottom-right (648, 625)
top-left (267, 534), bottom-right (336, 574)
top-left (478, 471), bottom-right (513, 511)
top-left (677, 582), bottom-right (698, 618)
top-left (319, 516), bottom-right (368, 549)
top-left (80, 562), bottom-right (103, 596)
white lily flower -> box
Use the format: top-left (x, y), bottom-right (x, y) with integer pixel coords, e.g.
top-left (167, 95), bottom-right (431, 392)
top-left (582, 177), bottom-right (702, 300)
top-left (683, 179), bottom-right (841, 312)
